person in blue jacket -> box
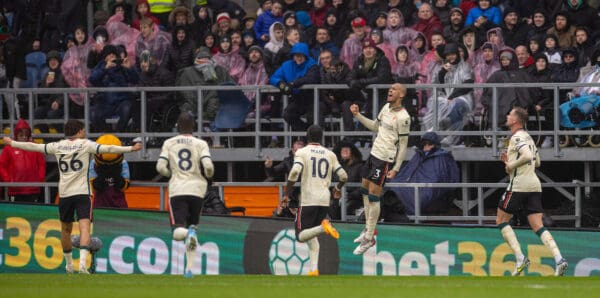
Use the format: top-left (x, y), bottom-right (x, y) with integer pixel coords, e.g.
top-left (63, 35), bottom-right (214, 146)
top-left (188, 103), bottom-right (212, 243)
top-left (269, 42), bottom-right (320, 131)
top-left (465, 0), bottom-right (502, 27)
top-left (387, 131), bottom-right (460, 215)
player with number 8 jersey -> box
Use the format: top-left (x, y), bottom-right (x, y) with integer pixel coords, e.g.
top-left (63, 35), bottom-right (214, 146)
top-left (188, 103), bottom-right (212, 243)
top-left (156, 112), bottom-right (214, 278)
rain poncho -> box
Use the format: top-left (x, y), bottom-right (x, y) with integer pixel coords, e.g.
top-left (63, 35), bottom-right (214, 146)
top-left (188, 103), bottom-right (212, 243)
top-left (134, 17), bottom-right (171, 66)
top-left (423, 58), bottom-right (474, 146)
top-left (61, 42), bottom-right (92, 106)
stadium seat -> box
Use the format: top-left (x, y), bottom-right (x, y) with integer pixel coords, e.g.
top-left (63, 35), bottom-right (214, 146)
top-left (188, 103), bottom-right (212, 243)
top-left (222, 186), bottom-right (279, 217)
top-left (215, 82), bottom-right (252, 147)
top-left (21, 51), bottom-right (48, 88)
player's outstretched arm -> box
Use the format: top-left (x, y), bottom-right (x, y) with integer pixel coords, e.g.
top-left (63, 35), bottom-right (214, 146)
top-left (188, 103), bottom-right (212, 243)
top-left (4, 138), bottom-right (47, 153)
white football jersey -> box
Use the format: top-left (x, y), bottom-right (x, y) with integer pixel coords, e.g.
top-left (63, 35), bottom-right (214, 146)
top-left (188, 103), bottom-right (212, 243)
top-left (158, 135), bottom-right (212, 198)
top-left (11, 138), bottom-right (133, 198)
top-left (506, 129), bottom-right (541, 192)
top-left (293, 143), bottom-right (345, 206)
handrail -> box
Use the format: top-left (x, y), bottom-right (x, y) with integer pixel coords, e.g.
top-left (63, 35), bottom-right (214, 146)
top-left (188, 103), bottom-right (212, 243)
top-left (0, 180), bottom-right (583, 227)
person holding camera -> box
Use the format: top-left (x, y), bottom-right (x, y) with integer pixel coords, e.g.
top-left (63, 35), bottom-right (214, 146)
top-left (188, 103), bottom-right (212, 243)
top-left (88, 45), bottom-right (139, 132)
top-left (36, 50), bottom-right (68, 127)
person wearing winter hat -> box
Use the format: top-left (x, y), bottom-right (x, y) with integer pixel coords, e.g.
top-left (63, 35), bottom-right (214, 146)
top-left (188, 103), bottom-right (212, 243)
top-left (35, 50), bottom-right (68, 124)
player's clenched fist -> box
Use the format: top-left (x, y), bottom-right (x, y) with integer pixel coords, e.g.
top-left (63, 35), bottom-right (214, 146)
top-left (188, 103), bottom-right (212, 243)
top-left (350, 104), bottom-right (360, 116)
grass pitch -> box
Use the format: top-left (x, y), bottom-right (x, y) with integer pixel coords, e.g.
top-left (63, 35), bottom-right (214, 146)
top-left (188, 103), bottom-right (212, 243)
top-left (2, 274), bottom-right (598, 298)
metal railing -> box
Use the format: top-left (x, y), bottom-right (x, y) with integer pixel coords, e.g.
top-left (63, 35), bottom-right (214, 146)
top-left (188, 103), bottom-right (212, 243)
top-left (1, 179), bottom-right (588, 227)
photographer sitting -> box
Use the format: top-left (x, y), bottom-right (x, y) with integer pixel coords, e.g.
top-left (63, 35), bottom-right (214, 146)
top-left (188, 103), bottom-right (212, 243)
top-left (88, 45), bottom-right (139, 132)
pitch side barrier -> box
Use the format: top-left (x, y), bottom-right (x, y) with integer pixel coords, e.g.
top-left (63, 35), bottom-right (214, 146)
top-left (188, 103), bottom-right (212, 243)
top-left (1, 202), bottom-right (599, 276)
top-left (0, 180), bottom-right (590, 227)
top-left (2, 82), bottom-right (600, 159)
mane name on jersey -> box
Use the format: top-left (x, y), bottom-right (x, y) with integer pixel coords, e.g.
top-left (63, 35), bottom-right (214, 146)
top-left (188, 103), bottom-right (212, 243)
top-left (310, 148), bottom-right (325, 155)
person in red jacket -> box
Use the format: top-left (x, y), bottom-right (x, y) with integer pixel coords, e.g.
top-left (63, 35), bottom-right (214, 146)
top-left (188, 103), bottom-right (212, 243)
top-left (0, 119), bottom-right (46, 203)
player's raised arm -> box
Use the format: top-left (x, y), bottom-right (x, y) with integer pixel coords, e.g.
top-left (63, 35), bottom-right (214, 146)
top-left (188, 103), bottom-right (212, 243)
top-left (350, 104), bottom-right (378, 132)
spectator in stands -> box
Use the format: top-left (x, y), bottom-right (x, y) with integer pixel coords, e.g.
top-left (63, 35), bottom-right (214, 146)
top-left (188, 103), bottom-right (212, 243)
top-left (168, 5), bottom-right (194, 30)
top-left (387, 131), bottom-right (459, 215)
top-left (530, 53), bottom-right (555, 148)
top-left (11, 0), bottom-right (43, 50)
top-left (135, 18), bottom-right (172, 67)
top-left (282, 0), bottom-right (310, 13)
top-left (310, 27), bottom-right (340, 60)
top-left (387, 0), bottom-right (416, 27)
top-left (349, 38), bottom-right (392, 113)
top-left (242, 15), bottom-right (257, 34)
top-left (148, 0), bottom-right (175, 28)
top-left (574, 26), bottom-right (594, 68)
top-left (230, 31), bottom-right (243, 52)
top-left (362, 0), bottom-right (386, 26)
top-left (340, 17), bottom-right (369, 70)
top-left (392, 45), bottom-right (420, 82)
top-left (89, 134), bottom-right (131, 208)
top-left (61, 26), bottom-right (91, 118)
top-left (254, 1), bottom-right (284, 46)
top-left (564, 0), bottom-right (598, 31)
top-left (265, 138), bottom-right (305, 216)
top-left (543, 34), bottom-right (563, 66)
top-left (264, 22), bottom-right (286, 64)
top-left (111, 1), bottom-right (133, 25)
top-left (176, 47), bottom-right (233, 121)
top-left (551, 47), bottom-right (580, 101)
top-left (318, 52), bottom-right (356, 132)
top-left (282, 11), bottom-right (299, 32)
top-left (324, 8), bottom-right (346, 49)
top-left (257, 0), bottom-right (273, 16)
top-left (241, 30), bottom-right (258, 57)
top-left (136, 50), bottom-right (175, 131)
top-left (330, 140), bottom-right (364, 219)
top-left (370, 29), bottom-right (395, 68)
top-left (419, 31), bottom-right (446, 86)
top-left (423, 42), bottom-right (474, 146)
top-left (272, 27), bottom-right (302, 74)
top-left (516, 45), bottom-right (534, 71)
top-left (412, 3), bottom-right (443, 43)
top-left (309, 0), bottom-right (331, 27)
top-left (501, 7), bottom-right (529, 49)
top-left (297, 11), bottom-right (317, 46)
top-left (0, 119), bottom-right (46, 203)
top-left (546, 12), bottom-right (575, 48)
top-left (383, 9), bottom-right (418, 50)
top-left (443, 7), bottom-right (465, 44)
top-left (573, 49), bottom-right (600, 96)
top-left (213, 12), bottom-right (236, 40)
top-left (459, 27), bottom-right (479, 65)
top-left (133, 0), bottom-right (159, 30)
top-left (35, 50), bottom-right (67, 124)
top-left (212, 35), bottom-right (246, 83)
top-left (482, 48), bottom-right (538, 130)
top-left (37, 0), bottom-right (84, 53)
top-left (433, 0), bottom-right (451, 28)
top-left (528, 35), bottom-right (543, 58)
top-left (412, 32), bottom-right (428, 60)
top-left (526, 9), bottom-right (551, 40)
top-left (190, 5), bottom-right (213, 45)
top-left (87, 27), bottom-right (110, 69)
top-left (459, 0), bottom-right (477, 18)
top-left (164, 25), bottom-right (195, 74)
top-left (201, 33), bottom-right (219, 54)
top-left (238, 46), bottom-right (269, 113)
top-left (473, 42), bottom-right (500, 114)
top-left (465, 0), bottom-right (501, 27)
top-left (208, 0), bottom-right (247, 26)
top-left (373, 11), bottom-right (388, 31)
top-left (270, 42), bottom-right (320, 131)
top-left (88, 45), bottom-right (139, 132)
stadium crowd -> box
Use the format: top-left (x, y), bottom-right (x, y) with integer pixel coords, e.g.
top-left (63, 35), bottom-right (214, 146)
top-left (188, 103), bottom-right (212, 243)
top-left (2, 0), bottom-right (600, 147)
top-left (2, 1), bottom-right (600, 218)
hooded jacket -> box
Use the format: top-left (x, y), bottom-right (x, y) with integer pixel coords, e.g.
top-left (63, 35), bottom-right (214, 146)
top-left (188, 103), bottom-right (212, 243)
top-left (388, 131), bottom-right (460, 215)
top-left (269, 43), bottom-right (319, 94)
top-left (0, 119), bottom-right (46, 196)
top-left (481, 48), bottom-right (540, 128)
